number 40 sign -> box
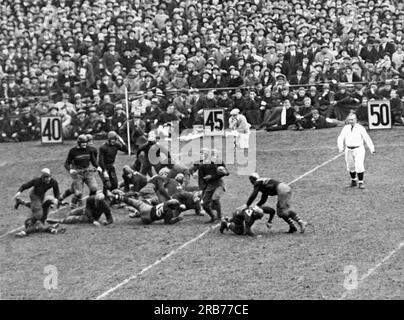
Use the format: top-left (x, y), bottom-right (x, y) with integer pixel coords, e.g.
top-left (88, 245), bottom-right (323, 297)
top-left (41, 116), bottom-right (63, 144)
top-left (203, 108), bottom-right (225, 136)
top-left (367, 100), bottom-right (392, 130)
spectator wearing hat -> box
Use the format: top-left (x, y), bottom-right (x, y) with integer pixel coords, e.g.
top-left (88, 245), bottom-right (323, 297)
top-left (144, 99), bottom-right (162, 132)
top-left (289, 67), bottom-right (309, 85)
top-left (220, 49), bottom-right (238, 73)
top-left (190, 49), bottom-right (207, 72)
top-left (331, 83), bottom-right (361, 120)
top-left (102, 44), bottom-right (120, 75)
top-left (315, 43), bottom-right (335, 64)
top-left (229, 108), bottom-right (251, 151)
top-left (379, 32), bottom-right (396, 58)
top-left (309, 109), bottom-right (338, 130)
top-left (340, 65), bottom-right (361, 84)
top-left (360, 40), bottom-right (380, 64)
top-left (112, 74), bottom-right (126, 96)
top-left (70, 108), bottom-right (89, 139)
top-left (284, 42), bottom-right (302, 76)
top-left (55, 93), bottom-right (76, 117)
top-left (392, 43), bottom-right (404, 70)
top-left (242, 89), bottom-right (261, 126)
top-left (166, 70), bottom-right (189, 92)
top-left (76, 54), bottom-right (95, 92)
top-left (140, 73), bottom-right (157, 92)
top-left (265, 99), bottom-right (296, 131)
top-left (17, 106), bottom-right (40, 141)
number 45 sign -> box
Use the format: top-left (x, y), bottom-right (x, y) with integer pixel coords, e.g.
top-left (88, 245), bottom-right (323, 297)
top-left (204, 108), bottom-right (225, 136)
top-left (367, 100), bottom-right (392, 130)
top-left (41, 116), bottom-right (63, 144)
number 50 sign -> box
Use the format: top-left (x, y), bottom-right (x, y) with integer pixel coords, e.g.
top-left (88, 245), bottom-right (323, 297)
top-left (367, 100), bottom-right (392, 130)
top-left (204, 108), bottom-right (225, 136)
top-left (41, 116), bottom-right (63, 144)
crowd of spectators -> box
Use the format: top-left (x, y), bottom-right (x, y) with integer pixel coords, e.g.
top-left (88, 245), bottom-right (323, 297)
top-left (1, 0), bottom-right (404, 143)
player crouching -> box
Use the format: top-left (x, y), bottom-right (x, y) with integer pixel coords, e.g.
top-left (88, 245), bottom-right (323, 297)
top-left (47, 193), bottom-right (113, 227)
top-left (107, 191), bottom-right (185, 225)
top-left (220, 205), bottom-right (275, 237)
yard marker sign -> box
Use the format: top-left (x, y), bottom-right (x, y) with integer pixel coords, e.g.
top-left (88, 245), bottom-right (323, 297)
top-left (367, 100), bottom-right (392, 130)
top-left (41, 116), bottom-right (63, 144)
top-left (203, 108), bottom-right (225, 136)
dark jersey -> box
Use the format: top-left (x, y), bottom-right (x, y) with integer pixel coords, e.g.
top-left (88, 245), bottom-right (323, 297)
top-left (148, 175), bottom-right (170, 199)
top-left (99, 142), bottom-right (128, 170)
top-left (64, 146), bottom-right (98, 170)
top-left (121, 172), bottom-right (148, 192)
top-left (197, 162), bottom-right (229, 190)
top-left (18, 177), bottom-right (60, 200)
top-left (246, 178), bottom-right (281, 207)
top-left (150, 201), bottom-right (180, 223)
top-left (85, 196), bottom-right (113, 223)
top-left (231, 207), bottom-right (264, 227)
top-left (172, 191), bottom-right (197, 209)
top-left (165, 178), bottom-right (183, 197)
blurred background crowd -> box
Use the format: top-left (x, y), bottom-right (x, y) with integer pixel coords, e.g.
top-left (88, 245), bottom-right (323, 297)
top-left (1, 0), bottom-right (404, 143)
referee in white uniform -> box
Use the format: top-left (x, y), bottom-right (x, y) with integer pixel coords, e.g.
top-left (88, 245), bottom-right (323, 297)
top-left (337, 113), bottom-right (375, 189)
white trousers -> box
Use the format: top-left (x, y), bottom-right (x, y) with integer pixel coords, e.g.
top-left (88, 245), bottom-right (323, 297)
top-left (345, 146), bottom-right (366, 173)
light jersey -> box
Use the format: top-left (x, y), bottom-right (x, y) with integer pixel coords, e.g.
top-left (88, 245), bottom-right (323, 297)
top-left (337, 124), bottom-right (375, 152)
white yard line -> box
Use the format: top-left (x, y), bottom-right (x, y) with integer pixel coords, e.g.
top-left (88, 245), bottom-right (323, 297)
top-left (95, 152), bottom-right (343, 300)
top-left (0, 161), bottom-right (7, 167)
top-left (339, 241), bottom-right (404, 300)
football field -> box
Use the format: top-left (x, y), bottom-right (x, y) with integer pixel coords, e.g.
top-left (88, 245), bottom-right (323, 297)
top-left (0, 127), bottom-right (403, 300)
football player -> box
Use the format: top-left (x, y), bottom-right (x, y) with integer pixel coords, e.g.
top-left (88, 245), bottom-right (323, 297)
top-left (198, 150), bottom-right (230, 223)
top-left (107, 191), bottom-right (184, 225)
top-left (99, 131), bottom-right (129, 192)
top-left (48, 193), bottom-right (113, 227)
top-left (64, 134), bottom-right (102, 207)
top-left (13, 168), bottom-right (64, 237)
top-left (220, 205), bottom-right (275, 236)
top-left (245, 173), bottom-right (308, 233)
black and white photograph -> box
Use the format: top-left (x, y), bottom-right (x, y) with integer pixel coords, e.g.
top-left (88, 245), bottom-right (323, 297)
top-left (0, 0), bottom-right (403, 305)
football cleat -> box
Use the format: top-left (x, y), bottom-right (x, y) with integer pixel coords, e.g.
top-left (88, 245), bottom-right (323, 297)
top-left (287, 224), bottom-right (298, 233)
top-left (266, 222), bottom-right (273, 230)
top-left (298, 220), bottom-right (308, 233)
top-left (350, 180), bottom-right (357, 187)
top-left (219, 220), bottom-right (228, 233)
top-left (15, 230), bottom-right (27, 237)
top-left (358, 183), bottom-right (365, 189)
top-left (14, 198), bottom-right (24, 210)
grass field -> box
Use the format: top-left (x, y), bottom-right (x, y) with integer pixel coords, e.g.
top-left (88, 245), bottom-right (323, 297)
top-left (0, 127), bottom-right (403, 300)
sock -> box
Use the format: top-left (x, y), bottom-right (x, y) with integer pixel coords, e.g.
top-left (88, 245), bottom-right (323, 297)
top-left (350, 171), bottom-right (357, 180)
top-left (212, 200), bottom-right (222, 218)
top-left (283, 217), bottom-right (295, 226)
top-left (288, 210), bottom-right (302, 223)
top-left (358, 172), bottom-right (364, 183)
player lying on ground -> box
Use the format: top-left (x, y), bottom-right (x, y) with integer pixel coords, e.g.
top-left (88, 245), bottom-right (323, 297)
top-left (138, 167), bottom-right (171, 205)
top-left (107, 191), bottom-right (185, 225)
top-left (172, 190), bottom-right (203, 215)
top-left (47, 193), bottom-right (113, 227)
top-left (220, 205), bottom-right (276, 237)
top-left (13, 168), bottom-right (65, 237)
top-left (246, 173), bottom-right (308, 233)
